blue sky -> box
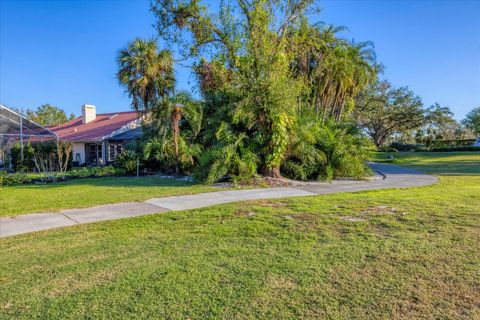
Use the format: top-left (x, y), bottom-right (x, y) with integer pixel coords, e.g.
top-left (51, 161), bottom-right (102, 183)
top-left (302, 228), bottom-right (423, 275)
top-left (1, 0), bottom-right (479, 120)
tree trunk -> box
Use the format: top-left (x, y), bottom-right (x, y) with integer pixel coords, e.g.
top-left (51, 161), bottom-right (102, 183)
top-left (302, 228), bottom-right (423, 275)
top-left (263, 166), bottom-right (282, 179)
top-left (171, 106), bottom-right (182, 175)
top-left (373, 134), bottom-right (386, 148)
top-left (313, 83), bottom-right (321, 114)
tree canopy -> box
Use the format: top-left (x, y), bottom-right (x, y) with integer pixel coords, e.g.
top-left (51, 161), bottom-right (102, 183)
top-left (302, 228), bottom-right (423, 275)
top-left (462, 107), bottom-right (480, 137)
top-left (419, 103), bottom-right (463, 141)
top-left (26, 104), bottom-right (74, 126)
top-left (117, 38), bottom-right (175, 112)
top-left (147, 0), bottom-right (377, 178)
top-left (353, 80), bottom-right (425, 147)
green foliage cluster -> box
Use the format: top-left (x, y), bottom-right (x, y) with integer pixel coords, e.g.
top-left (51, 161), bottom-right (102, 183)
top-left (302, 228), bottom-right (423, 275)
top-left (6, 143), bottom-right (36, 172)
top-left (355, 86), bottom-right (477, 148)
top-left (0, 166), bottom-right (118, 187)
top-left (115, 150), bottom-right (141, 175)
top-left (383, 139), bottom-right (479, 153)
top-left (282, 119), bottom-right (374, 180)
top-left (5, 141), bottom-right (73, 176)
top-left (114, 0), bottom-right (377, 182)
top-left (25, 104), bottom-right (74, 126)
top-left (462, 107), bottom-right (480, 136)
top-left (0, 173), bottom-right (32, 186)
top-left (425, 139), bottom-right (476, 148)
top-left (69, 166), bottom-right (116, 179)
top-left (428, 146), bottom-right (480, 152)
top-left (354, 80), bottom-right (426, 147)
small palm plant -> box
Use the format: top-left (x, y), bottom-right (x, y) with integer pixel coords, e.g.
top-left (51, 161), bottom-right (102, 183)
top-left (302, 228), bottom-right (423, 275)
top-left (144, 92), bottom-right (204, 175)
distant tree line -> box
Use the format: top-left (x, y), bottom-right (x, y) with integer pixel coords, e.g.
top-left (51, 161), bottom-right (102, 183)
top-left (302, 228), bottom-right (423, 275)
top-left (354, 79), bottom-right (478, 148)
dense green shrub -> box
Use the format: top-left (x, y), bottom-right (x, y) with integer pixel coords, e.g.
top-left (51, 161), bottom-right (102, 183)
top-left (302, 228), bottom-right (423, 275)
top-left (387, 141), bottom-right (479, 152)
top-left (195, 123), bottom-right (258, 184)
top-left (144, 136), bottom-right (202, 175)
top-left (0, 173), bottom-right (32, 186)
top-left (8, 143), bottom-right (36, 172)
top-left (282, 120), bottom-right (374, 181)
top-left (69, 166), bottom-right (116, 178)
top-left (115, 150), bottom-right (141, 175)
top-left (389, 142), bottom-right (422, 152)
top-left (69, 167), bottom-right (93, 178)
top-left (427, 146), bottom-right (480, 152)
top-left (4, 141), bottom-right (73, 174)
top-left (93, 166), bottom-right (116, 177)
top-left (426, 139), bottom-right (476, 148)
top-left (378, 147), bottom-right (399, 152)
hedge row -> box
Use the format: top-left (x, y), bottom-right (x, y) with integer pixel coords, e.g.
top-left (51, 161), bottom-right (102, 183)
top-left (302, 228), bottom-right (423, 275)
top-left (428, 146), bottom-right (480, 152)
top-left (0, 166), bottom-right (118, 187)
top-left (69, 166), bottom-right (117, 178)
top-left (0, 173), bottom-right (32, 186)
top-left (381, 142), bottom-right (480, 153)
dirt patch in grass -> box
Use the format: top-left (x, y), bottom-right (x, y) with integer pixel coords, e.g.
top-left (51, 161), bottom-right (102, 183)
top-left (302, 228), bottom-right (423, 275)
top-left (266, 274), bottom-right (297, 290)
top-left (47, 269), bottom-right (119, 298)
top-left (233, 210), bottom-right (256, 218)
top-left (291, 212), bottom-right (318, 223)
top-left (340, 216), bottom-right (367, 222)
top-left (361, 205), bottom-right (406, 216)
top-left (251, 200), bottom-right (290, 208)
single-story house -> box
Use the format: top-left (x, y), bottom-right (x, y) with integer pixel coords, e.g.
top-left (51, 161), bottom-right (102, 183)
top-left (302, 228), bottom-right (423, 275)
top-left (49, 104), bottom-right (142, 166)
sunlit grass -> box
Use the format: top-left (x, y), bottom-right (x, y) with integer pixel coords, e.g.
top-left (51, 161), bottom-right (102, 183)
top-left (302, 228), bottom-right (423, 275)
top-left (0, 176), bottom-right (219, 217)
top-left (1, 152), bottom-right (479, 318)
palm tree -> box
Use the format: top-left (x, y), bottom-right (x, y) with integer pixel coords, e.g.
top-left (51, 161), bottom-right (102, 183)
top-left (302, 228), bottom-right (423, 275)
top-left (144, 91), bottom-right (204, 175)
top-left (117, 38), bottom-right (175, 112)
top-left (292, 23), bottom-right (376, 123)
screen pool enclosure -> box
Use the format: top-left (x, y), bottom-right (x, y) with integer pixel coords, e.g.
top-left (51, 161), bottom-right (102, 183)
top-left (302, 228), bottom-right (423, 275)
top-left (0, 105), bottom-right (58, 169)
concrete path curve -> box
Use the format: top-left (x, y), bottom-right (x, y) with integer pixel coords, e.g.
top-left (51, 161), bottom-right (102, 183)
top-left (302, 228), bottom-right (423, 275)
top-left (0, 163), bottom-right (437, 238)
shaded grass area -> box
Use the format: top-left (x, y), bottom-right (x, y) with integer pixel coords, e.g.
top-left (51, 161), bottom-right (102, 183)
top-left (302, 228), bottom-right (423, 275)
top-left (0, 176), bottom-right (219, 217)
top-left (1, 153), bottom-right (479, 318)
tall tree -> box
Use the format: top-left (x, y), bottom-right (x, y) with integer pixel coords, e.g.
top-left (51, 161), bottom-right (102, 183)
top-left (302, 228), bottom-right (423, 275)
top-left (152, 0), bottom-right (314, 178)
top-left (421, 103), bottom-right (460, 141)
top-left (26, 104), bottom-right (73, 126)
top-left (117, 38), bottom-right (175, 112)
top-left (462, 107), bottom-right (480, 137)
top-left (290, 22), bottom-right (376, 122)
top-left (354, 80), bottom-right (425, 147)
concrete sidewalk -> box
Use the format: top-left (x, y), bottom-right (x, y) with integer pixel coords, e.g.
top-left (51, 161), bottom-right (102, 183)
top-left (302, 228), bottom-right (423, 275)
top-left (0, 162), bottom-right (437, 238)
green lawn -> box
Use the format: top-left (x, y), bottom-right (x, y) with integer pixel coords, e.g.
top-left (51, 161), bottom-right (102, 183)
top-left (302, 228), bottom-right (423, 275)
top-left (371, 151), bottom-right (480, 175)
top-left (0, 176), bottom-right (219, 217)
top-left (1, 152), bottom-right (479, 319)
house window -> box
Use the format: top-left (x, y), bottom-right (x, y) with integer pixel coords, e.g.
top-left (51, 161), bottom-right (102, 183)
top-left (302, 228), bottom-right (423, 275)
top-left (89, 144), bottom-right (102, 164)
top-left (108, 144), bottom-right (123, 161)
top-left (109, 145), bottom-right (116, 161)
top-left (89, 144), bottom-right (97, 162)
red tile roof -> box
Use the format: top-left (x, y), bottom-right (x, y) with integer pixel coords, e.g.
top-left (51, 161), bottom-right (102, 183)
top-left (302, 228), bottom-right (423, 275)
top-left (48, 111), bottom-right (140, 142)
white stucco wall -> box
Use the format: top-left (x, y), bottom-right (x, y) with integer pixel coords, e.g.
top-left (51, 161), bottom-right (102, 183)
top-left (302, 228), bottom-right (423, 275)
top-left (72, 142), bottom-right (85, 164)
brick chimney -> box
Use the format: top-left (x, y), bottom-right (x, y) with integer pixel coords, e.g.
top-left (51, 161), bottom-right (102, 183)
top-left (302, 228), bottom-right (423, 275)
top-left (82, 104), bottom-right (96, 124)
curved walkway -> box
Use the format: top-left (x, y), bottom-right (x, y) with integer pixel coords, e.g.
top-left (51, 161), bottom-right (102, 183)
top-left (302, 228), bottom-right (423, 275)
top-left (0, 163), bottom-right (437, 238)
